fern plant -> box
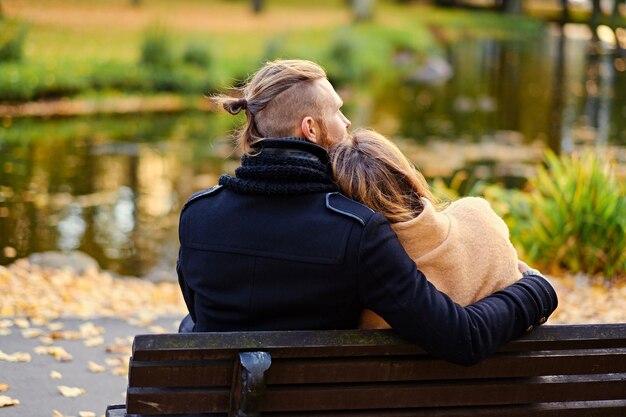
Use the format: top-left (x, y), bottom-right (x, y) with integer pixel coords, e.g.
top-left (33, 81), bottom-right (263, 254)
top-left (489, 150), bottom-right (625, 279)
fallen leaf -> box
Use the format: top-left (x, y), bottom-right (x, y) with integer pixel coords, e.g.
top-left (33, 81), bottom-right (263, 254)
top-left (0, 384), bottom-right (8, 392)
top-left (48, 330), bottom-right (81, 341)
top-left (84, 336), bottom-right (103, 347)
top-left (79, 322), bottom-right (104, 338)
top-left (105, 358), bottom-right (121, 367)
top-left (50, 371), bottom-right (62, 380)
top-left (14, 318), bottom-right (29, 329)
top-left (79, 411), bottom-right (96, 417)
top-left (105, 338), bottom-right (131, 354)
top-left (0, 395), bottom-right (19, 407)
top-left (0, 329), bottom-right (11, 336)
top-left (0, 350), bottom-right (31, 362)
top-left (21, 328), bottom-right (43, 338)
top-left (87, 361), bottom-right (105, 373)
top-left (30, 316), bottom-right (48, 326)
top-left (111, 367), bottom-right (128, 376)
top-left (34, 346), bottom-right (73, 362)
top-left (38, 336), bottom-right (55, 345)
top-left (58, 385), bottom-right (86, 397)
top-left (0, 319), bottom-right (12, 328)
top-left (47, 322), bottom-right (64, 331)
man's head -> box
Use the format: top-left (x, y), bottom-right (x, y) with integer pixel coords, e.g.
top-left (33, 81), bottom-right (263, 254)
top-left (215, 59), bottom-right (351, 153)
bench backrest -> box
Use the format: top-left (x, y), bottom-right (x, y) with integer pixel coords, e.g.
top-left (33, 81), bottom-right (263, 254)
top-left (122, 324), bottom-right (626, 416)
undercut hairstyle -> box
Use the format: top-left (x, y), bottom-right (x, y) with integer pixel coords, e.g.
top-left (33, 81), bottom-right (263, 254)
top-left (329, 129), bottom-right (436, 223)
top-left (213, 59), bottom-right (328, 154)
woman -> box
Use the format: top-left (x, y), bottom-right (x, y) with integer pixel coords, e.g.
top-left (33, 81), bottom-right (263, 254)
top-left (330, 129), bottom-right (522, 329)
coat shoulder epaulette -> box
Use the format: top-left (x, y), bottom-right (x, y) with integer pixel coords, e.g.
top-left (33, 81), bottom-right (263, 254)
top-left (325, 192), bottom-right (375, 226)
top-left (182, 185), bottom-right (223, 213)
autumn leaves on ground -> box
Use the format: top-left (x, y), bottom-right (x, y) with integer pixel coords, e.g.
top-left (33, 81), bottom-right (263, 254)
top-left (1, 258), bottom-right (626, 416)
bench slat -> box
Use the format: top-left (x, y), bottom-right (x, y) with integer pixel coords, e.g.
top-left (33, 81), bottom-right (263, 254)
top-left (261, 400), bottom-right (626, 417)
top-left (259, 374), bottom-right (626, 412)
top-left (130, 324), bottom-right (626, 361)
top-left (126, 349), bottom-right (626, 387)
top-left (126, 388), bottom-right (229, 415)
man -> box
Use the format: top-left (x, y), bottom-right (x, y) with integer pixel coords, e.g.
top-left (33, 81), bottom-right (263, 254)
top-left (177, 59), bottom-right (557, 365)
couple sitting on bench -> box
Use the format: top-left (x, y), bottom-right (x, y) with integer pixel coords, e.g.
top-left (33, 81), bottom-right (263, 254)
top-left (176, 59), bottom-right (557, 365)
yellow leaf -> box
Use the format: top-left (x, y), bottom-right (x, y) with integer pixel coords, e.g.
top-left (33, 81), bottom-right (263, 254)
top-left (83, 337), bottom-right (103, 347)
top-left (0, 384), bottom-right (8, 392)
top-left (58, 385), bottom-right (86, 397)
top-left (14, 318), bottom-right (29, 329)
top-left (50, 371), bottom-right (62, 380)
top-left (79, 322), bottom-right (104, 338)
top-left (21, 328), bottom-right (42, 338)
top-left (0, 395), bottom-right (19, 407)
top-left (0, 350), bottom-right (31, 362)
top-left (34, 346), bottom-right (73, 362)
top-left (87, 361), bottom-right (105, 373)
top-left (47, 322), bottom-right (64, 331)
top-left (79, 412), bottom-right (96, 417)
top-left (105, 358), bottom-right (121, 367)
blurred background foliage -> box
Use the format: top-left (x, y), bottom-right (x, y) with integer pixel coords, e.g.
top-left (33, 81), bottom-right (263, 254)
top-left (0, 0), bottom-right (624, 280)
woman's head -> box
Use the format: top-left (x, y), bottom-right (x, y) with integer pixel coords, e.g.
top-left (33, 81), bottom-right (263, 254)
top-left (330, 129), bottom-right (434, 223)
top-left (213, 59), bottom-right (349, 153)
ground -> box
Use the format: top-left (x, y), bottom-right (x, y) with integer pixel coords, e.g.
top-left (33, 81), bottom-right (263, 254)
top-left (0, 259), bottom-right (624, 417)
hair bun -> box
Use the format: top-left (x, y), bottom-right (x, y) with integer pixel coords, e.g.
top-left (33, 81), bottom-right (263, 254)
top-left (224, 98), bottom-right (248, 115)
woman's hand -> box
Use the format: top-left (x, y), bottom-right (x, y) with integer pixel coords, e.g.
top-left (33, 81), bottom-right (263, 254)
top-left (518, 260), bottom-right (544, 277)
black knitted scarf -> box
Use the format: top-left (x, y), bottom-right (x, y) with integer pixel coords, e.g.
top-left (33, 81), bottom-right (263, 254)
top-left (218, 138), bottom-right (338, 195)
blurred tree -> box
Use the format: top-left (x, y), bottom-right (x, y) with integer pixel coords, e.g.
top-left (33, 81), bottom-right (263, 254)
top-left (433, 0), bottom-right (457, 6)
top-left (560, 0), bottom-right (570, 24)
top-left (501, 0), bottom-right (522, 14)
top-left (0, 1), bottom-right (4, 19)
top-left (130, 0), bottom-right (142, 7)
top-left (614, 0), bottom-right (625, 19)
top-left (590, 0), bottom-right (601, 28)
top-left (252, 0), bottom-right (263, 14)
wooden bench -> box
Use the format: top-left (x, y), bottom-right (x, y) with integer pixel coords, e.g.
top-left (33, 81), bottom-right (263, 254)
top-left (106, 323), bottom-right (626, 417)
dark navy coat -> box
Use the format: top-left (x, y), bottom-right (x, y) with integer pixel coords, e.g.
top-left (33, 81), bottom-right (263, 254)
top-left (177, 163), bottom-right (556, 366)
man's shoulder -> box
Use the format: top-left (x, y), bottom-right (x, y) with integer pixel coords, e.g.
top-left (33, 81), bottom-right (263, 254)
top-left (181, 185), bottom-right (224, 213)
top-left (325, 192), bottom-right (375, 226)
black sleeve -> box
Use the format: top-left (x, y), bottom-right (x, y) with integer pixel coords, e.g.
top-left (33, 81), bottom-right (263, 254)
top-left (357, 214), bottom-right (558, 366)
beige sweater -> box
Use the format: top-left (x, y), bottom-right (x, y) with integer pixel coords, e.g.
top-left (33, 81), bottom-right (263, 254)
top-left (360, 197), bottom-right (522, 329)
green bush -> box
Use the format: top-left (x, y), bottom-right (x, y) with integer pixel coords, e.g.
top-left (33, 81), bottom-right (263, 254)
top-left (485, 149), bottom-right (626, 280)
top-left (89, 61), bottom-right (151, 92)
top-left (140, 26), bottom-right (176, 69)
top-left (0, 19), bottom-right (27, 62)
top-left (0, 63), bottom-right (85, 102)
top-left (182, 42), bottom-right (212, 68)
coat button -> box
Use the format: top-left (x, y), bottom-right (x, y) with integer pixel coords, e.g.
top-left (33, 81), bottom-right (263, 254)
top-left (538, 317), bottom-right (547, 324)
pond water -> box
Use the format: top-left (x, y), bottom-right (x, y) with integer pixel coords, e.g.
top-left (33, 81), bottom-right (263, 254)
top-left (1, 24), bottom-right (625, 276)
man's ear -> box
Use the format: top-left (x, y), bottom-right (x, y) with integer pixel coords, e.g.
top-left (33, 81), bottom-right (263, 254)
top-left (300, 116), bottom-right (319, 144)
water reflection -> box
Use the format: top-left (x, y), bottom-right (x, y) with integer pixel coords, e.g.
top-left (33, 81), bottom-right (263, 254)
top-left (0, 28), bottom-right (624, 276)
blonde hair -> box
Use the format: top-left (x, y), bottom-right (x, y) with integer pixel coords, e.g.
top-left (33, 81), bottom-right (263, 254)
top-left (213, 59), bottom-right (328, 154)
top-left (330, 129), bottom-right (436, 223)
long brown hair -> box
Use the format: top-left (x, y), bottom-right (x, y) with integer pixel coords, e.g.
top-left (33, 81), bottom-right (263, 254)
top-left (330, 129), bottom-right (436, 223)
top-left (212, 59), bottom-right (327, 154)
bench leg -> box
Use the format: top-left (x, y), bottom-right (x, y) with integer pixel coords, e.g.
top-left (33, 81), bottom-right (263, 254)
top-left (230, 351), bottom-right (272, 417)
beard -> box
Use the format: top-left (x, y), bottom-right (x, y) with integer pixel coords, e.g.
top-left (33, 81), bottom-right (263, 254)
top-left (315, 118), bottom-right (333, 149)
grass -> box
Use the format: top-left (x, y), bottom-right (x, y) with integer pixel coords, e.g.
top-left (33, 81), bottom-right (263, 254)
top-left (0, 0), bottom-right (549, 103)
